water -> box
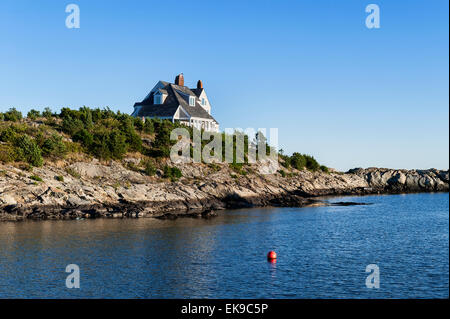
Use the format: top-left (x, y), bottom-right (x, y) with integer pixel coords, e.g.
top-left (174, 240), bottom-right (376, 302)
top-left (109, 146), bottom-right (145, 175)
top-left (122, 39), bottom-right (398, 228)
top-left (0, 193), bottom-right (448, 298)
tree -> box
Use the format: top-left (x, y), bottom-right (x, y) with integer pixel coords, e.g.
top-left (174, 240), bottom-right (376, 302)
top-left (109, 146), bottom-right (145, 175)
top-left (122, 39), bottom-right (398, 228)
top-left (14, 134), bottom-right (43, 166)
top-left (290, 152), bottom-right (306, 170)
top-left (4, 108), bottom-right (22, 122)
top-left (27, 109), bottom-right (41, 120)
top-left (41, 134), bottom-right (67, 158)
top-left (42, 107), bottom-right (53, 118)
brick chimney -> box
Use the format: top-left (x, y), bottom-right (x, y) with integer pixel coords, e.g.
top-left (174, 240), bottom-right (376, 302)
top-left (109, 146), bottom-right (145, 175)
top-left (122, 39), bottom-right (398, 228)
top-left (175, 73), bottom-right (184, 86)
top-left (197, 80), bottom-right (203, 89)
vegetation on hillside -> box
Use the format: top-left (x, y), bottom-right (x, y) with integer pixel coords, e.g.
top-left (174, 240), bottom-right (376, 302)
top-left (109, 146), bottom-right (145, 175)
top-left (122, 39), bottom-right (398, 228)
top-left (0, 107), bottom-right (328, 176)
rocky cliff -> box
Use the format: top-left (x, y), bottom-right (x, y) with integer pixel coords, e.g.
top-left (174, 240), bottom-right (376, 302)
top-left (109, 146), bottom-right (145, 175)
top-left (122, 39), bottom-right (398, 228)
top-left (0, 159), bottom-right (448, 221)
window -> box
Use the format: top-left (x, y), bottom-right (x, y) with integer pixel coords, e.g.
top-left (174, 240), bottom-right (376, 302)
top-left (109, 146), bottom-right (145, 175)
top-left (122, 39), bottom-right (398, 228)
top-left (154, 94), bottom-right (162, 105)
top-left (189, 96), bottom-right (195, 106)
top-left (201, 98), bottom-right (206, 106)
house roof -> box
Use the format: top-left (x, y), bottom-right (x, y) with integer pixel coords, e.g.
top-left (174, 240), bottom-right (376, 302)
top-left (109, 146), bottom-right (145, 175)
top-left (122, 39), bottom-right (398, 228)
top-left (191, 88), bottom-right (204, 97)
top-left (134, 82), bottom-right (218, 123)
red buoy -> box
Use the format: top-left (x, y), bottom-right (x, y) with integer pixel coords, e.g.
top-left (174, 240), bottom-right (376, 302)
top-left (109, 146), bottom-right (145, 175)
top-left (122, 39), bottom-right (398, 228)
top-left (267, 251), bottom-right (277, 260)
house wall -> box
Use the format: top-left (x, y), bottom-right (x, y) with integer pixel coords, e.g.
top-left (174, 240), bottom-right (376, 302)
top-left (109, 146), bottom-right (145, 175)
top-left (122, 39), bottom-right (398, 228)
top-left (174, 106), bottom-right (190, 120)
top-left (198, 90), bottom-right (211, 114)
top-left (190, 117), bottom-right (219, 133)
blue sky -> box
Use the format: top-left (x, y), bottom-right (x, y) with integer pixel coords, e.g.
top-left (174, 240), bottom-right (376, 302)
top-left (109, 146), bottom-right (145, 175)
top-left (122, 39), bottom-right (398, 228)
top-left (0, 0), bottom-right (448, 171)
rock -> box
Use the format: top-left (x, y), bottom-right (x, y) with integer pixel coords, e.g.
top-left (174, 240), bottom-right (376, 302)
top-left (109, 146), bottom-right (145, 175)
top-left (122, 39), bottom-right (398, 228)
top-left (0, 194), bottom-right (17, 205)
top-left (331, 201), bottom-right (371, 206)
top-left (0, 161), bottom-right (448, 221)
top-left (201, 209), bottom-right (218, 218)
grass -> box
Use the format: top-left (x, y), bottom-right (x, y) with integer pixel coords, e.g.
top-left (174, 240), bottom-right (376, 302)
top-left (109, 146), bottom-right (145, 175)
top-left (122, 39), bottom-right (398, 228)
top-left (29, 175), bottom-right (43, 182)
top-left (65, 167), bottom-right (81, 178)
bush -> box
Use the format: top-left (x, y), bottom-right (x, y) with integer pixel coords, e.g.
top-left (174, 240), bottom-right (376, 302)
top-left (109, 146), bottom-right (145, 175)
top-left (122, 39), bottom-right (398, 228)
top-left (163, 165), bottom-right (182, 181)
top-left (72, 128), bottom-right (94, 147)
top-left (126, 161), bottom-right (140, 172)
top-left (107, 130), bottom-right (127, 159)
top-left (3, 108), bottom-right (22, 122)
top-left (41, 134), bottom-right (66, 158)
top-left (154, 121), bottom-right (172, 149)
top-left (280, 155), bottom-right (291, 168)
top-left (0, 126), bottom-right (18, 143)
top-left (65, 167), bottom-right (81, 178)
top-left (143, 119), bottom-right (154, 134)
top-left (30, 175), bottom-right (43, 182)
top-left (320, 165), bottom-right (329, 173)
top-left (143, 160), bottom-right (156, 176)
top-left (14, 135), bottom-right (43, 167)
top-left (304, 155), bottom-right (320, 171)
top-left (133, 117), bottom-right (144, 132)
top-left (290, 152), bottom-right (306, 170)
top-left (0, 144), bottom-right (16, 163)
top-left (86, 128), bottom-right (127, 160)
top-left (27, 109), bottom-right (41, 120)
top-left (42, 107), bottom-right (53, 118)
top-left (62, 116), bottom-right (84, 136)
top-left (55, 175), bottom-right (64, 182)
top-left (278, 170), bottom-right (286, 177)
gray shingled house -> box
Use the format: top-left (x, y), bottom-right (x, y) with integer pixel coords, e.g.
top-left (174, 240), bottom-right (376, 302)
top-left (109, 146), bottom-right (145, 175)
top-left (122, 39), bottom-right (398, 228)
top-left (131, 73), bottom-right (219, 132)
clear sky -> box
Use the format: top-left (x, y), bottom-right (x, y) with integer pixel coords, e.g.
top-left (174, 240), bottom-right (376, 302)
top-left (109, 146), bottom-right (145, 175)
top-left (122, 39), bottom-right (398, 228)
top-left (0, 0), bottom-right (448, 171)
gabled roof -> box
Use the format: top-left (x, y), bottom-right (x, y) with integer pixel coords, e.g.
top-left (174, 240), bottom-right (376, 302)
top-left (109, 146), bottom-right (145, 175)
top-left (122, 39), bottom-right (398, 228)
top-left (191, 88), bottom-right (204, 97)
top-left (133, 82), bottom-right (218, 123)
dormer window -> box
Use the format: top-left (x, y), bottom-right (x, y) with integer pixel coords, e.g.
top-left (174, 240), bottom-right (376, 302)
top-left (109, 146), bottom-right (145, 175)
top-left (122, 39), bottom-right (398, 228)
top-left (189, 96), bottom-right (195, 106)
top-left (154, 91), bottom-right (166, 105)
top-left (201, 98), bottom-right (206, 106)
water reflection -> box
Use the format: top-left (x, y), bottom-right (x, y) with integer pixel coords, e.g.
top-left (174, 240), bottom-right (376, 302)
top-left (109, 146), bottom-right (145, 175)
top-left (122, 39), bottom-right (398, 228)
top-left (0, 193), bottom-right (448, 298)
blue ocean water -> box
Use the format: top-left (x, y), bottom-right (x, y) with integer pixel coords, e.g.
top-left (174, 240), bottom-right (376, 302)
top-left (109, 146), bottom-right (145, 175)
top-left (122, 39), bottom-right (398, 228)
top-left (0, 193), bottom-right (448, 298)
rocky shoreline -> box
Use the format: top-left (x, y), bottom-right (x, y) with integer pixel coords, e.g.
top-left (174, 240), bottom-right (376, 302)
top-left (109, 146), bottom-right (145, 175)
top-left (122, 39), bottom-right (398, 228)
top-left (0, 160), bottom-right (448, 221)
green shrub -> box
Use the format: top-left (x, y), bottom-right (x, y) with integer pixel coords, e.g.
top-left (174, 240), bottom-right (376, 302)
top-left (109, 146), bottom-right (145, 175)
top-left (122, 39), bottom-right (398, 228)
top-left (0, 126), bottom-right (18, 143)
top-left (62, 116), bottom-right (84, 136)
top-left (278, 170), bottom-right (286, 177)
top-left (320, 165), bottom-right (329, 173)
top-left (30, 175), bottom-right (43, 182)
top-left (14, 135), bottom-right (43, 167)
top-left (65, 167), bottom-right (81, 178)
top-left (133, 117), bottom-right (144, 132)
top-left (154, 122), bottom-right (172, 149)
top-left (143, 119), bottom-right (154, 134)
top-left (291, 152), bottom-right (306, 170)
top-left (107, 130), bottom-right (127, 159)
top-left (0, 144), bottom-right (16, 163)
top-left (143, 160), bottom-right (156, 176)
top-left (126, 161), bottom-right (141, 172)
top-left (88, 128), bottom-right (127, 160)
top-left (230, 162), bottom-right (244, 174)
top-left (304, 155), bottom-right (320, 171)
top-left (41, 134), bottom-right (66, 158)
top-left (163, 165), bottom-right (182, 181)
top-left (280, 154), bottom-right (291, 168)
top-left (27, 109), bottom-right (41, 120)
top-left (42, 107), bottom-right (53, 118)
top-left (3, 108), bottom-right (22, 122)
top-left (72, 128), bottom-right (93, 147)
top-left (55, 175), bottom-right (64, 182)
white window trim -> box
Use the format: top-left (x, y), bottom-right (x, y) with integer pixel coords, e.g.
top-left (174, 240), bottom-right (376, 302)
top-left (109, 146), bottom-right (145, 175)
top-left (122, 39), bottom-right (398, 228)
top-left (189, 96), bottom-right (195, 106)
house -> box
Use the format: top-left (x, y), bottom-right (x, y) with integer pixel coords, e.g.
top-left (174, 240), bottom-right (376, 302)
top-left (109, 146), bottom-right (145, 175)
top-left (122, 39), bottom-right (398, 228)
top-left (131, 73), bottom-right (219, 132)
